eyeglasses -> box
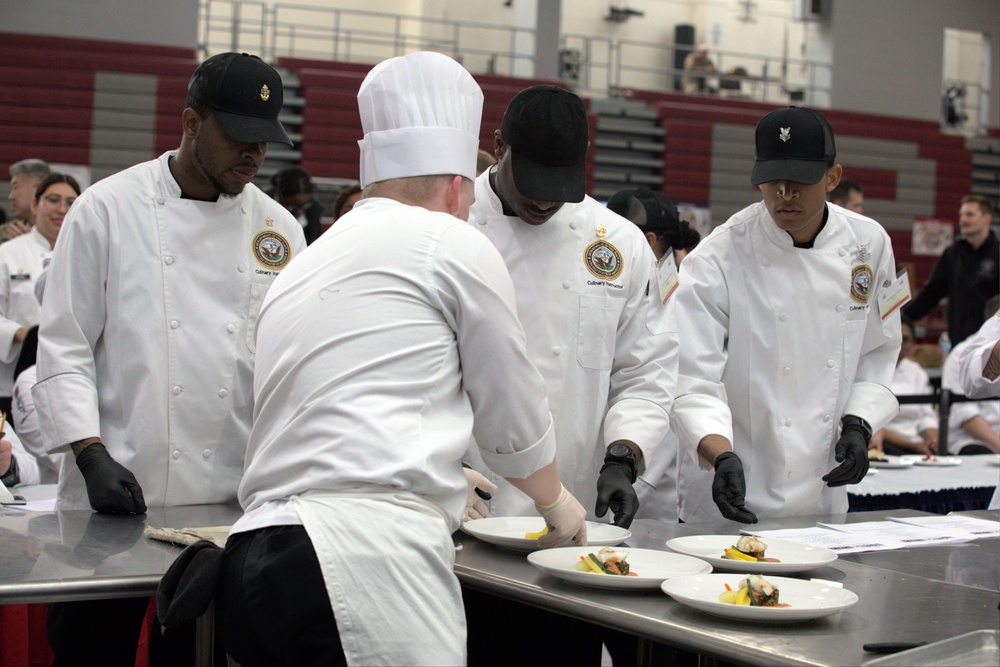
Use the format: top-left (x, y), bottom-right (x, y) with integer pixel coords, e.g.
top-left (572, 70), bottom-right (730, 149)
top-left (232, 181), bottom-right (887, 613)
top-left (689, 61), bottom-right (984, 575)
top-left (40, 194), bottom-right (76, 208)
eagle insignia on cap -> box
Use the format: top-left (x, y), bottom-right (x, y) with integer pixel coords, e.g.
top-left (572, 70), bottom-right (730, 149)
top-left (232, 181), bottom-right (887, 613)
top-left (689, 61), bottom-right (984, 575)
top-left (850, 264), bottom-right (873, 304)
top-left (252, 231), bottom-right (291, 270)
top-left (779, 127), bottom-right (791, 142)
top-left (584, 240), bottom-right (623, 280)
top-left (260, 85), bottom-right (271, 102)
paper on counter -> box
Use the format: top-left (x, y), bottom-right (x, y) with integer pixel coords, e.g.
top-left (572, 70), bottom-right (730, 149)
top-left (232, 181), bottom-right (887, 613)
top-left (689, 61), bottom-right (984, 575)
top-left (740, 526), bottom-right (904, 554)
top-left (817, 520), bottom-right (972, 547)
top-left (888, 515), bottom-right (1000, 540)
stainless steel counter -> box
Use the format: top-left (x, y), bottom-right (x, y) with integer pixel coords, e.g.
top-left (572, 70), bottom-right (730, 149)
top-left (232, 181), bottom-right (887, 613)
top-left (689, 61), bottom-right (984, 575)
top-left (453, 511), bottom-right (1000, 666)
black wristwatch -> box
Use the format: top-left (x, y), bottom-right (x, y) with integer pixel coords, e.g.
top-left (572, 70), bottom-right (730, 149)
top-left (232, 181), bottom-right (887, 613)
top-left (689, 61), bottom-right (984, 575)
top-left (601, 443), bottom-right (637, 483)
top-left (1, 455), bottom-right (20, 488)
top-left (841, 416), bottom-right (873, 443)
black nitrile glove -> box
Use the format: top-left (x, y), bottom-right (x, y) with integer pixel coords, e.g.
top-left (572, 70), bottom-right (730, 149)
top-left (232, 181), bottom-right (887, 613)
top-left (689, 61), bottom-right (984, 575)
top-left (595, 464), bottom-right (638, 528)
top-left (712, 452), bottom-right (757, 524)
top-left (75, 442), bottom-right (147, 514)
top-left (823, 419), bottom-right (870, 487)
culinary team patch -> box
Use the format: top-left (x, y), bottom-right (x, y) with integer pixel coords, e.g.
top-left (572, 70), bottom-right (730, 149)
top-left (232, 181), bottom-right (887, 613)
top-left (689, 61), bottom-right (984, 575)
top-left (850, 264), bottom-right (873, 304)
top-left (252, 230), bottom-right (291, 270)
top-left (584, 240), bottom-right (623, 280)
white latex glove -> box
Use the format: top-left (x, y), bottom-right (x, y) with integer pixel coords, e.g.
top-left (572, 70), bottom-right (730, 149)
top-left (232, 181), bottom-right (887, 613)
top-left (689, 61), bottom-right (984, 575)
top-left (534, 484), bottom-right (587, 548)
top-left (463, 468), bottom-right (498, 522)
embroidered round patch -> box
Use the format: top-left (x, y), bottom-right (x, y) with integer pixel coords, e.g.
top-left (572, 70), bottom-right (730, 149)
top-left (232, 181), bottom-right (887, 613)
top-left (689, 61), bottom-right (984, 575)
top-left (252, 231), bottom-right (291, 270)
top-left (584, 240), bottom-right (623, 280)
top-left (850, 264), bottom-right (873, 304)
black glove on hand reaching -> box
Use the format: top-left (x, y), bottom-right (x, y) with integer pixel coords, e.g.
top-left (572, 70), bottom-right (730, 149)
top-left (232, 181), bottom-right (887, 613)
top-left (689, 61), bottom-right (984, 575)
top-left (75, 443), bottom-right (147, 514)
top-left (595, 463), bottom-right (638, 529)
top-left (712, 452), bottom-right (757, 524)
top-left (823, 419), bottom-right (870, 487)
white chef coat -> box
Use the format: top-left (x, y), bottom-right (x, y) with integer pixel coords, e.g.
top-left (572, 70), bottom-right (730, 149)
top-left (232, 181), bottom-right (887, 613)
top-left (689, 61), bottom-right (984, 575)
top-left (0, 228), bottom-right (51, 398)
top-left (12, 366), bottom-right (59, 484)
top-left (943, 337), bottom-right (1000, 452)
top-left (954, 311), bottom-right (1000, 399)
top-left (884, 357), bottom-right (938, 440)
top-left (464, 171), bottom-right (678, 520)
top-left (4, 427), bottom-right (40, 487)
top-left (231, 197), bottom-right (556, 666)
top-left (33, 151), bottom-right (305, 509)
top-left (673, 202), bottom-right (901, 521)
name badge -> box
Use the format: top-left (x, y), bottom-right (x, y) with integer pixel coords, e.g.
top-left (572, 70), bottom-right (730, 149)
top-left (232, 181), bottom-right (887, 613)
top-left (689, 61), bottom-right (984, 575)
top-left (10, 274), bottom-right (30, 282)
top-left (655, 251), bottom-right (679, 305)
top-left (877, 269), bottom-right (911, 321)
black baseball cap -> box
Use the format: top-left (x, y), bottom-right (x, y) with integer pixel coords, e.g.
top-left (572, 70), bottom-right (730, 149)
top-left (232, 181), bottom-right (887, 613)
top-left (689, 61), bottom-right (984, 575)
top-left (606, 188), bottom-right (679, 232)
top-left (188, 52), bottom-right (293, 146)
top-left (501, 86), bottom-right (588, 203)
top-left (750, 106), bottom-right (835, 185)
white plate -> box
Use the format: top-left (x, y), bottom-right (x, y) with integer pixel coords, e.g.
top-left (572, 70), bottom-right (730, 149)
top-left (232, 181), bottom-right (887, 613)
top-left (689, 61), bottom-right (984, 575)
top-left (869, 455), bottom-right (914, 469)
top-left (527, 547), bottom-right (712, 590)
top-left (665, 535), bottom-right (838, 574)
top-left (661, 574), bottom-right (858, 623)
top-left (460, 517), bottom-right (630, 552)
top-left (913, 456), bottom-right (962, 467)
top-left (987, 454), bottom-right (1000, 467)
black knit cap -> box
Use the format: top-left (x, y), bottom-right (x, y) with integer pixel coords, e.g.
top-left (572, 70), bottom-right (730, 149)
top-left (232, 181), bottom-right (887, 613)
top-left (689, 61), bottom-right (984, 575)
top-left (188, 52), bottom-right (292, 146)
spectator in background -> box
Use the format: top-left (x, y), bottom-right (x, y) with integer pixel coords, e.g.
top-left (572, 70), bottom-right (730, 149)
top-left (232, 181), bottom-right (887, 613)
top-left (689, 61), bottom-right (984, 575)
top-left (903, 194), bottom-right (999, 346)
top-left (476, 148), bottom-right (496, 176)
top-left (5, 159), bottom-right (50, 241)
top-left (0, 174), bottom-right (80, 418)
top-left (941, 296), bottom-right (1000, 455)
top-left (271, 166), bottom-right (324, 244)
top-left (870, 315), bottom-right (938, 456)
top-left (682, 44), bottom-right (716, 94)
top-left (332, 183), bottom-right (362, 222)
top-left (829, 178), bottom-right (864, 215)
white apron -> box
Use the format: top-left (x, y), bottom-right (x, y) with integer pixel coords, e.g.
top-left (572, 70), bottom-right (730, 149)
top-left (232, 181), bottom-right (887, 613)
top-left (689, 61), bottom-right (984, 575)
top-left (293, 490), bottom-right (466, 667)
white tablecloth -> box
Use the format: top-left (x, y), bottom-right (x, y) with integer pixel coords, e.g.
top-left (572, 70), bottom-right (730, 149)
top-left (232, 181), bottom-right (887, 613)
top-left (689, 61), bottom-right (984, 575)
top-left (851, 455), bottom-right (1000, 497)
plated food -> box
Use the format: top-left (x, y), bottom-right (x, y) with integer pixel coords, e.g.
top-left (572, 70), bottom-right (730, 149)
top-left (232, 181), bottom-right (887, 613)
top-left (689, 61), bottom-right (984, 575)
top-left (661, 573), bottom-right (858, 622)
top-left (528, 546), bottom-right (711, 590)
top-left (718, 575), bottom-right (787, 607)
top-left (575, 547), bottom-right (636, 576)
top-left (666, 535), bottom-right (837, 574)
top-left (868, 454), bottom-right (915, 469)
top-left (721, 535), bottom-right (780, 563)
top-left (460, 517), bottom-right (630, 552)
top-left (913, 455), bottom-right (961, 467)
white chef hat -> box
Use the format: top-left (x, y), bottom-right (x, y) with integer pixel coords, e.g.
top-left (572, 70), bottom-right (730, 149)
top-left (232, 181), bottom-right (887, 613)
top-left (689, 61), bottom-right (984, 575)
top-left (357, 51), bottom-right (484, 188)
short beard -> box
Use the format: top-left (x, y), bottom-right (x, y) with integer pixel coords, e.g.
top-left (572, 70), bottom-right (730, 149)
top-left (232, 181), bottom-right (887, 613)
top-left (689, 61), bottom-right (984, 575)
top-left (193, 140), bottom-right (244, 198)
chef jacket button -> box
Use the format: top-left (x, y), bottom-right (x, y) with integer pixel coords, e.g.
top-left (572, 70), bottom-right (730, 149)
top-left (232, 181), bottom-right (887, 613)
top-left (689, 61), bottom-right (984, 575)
top-left (823, 414), bottom-right (832, 422)
top-left (477, 219), bottom-right (486, 226)
top-left (836, 304), bottom-right (844, 313)
top-left (786, 471), bottom-right (794, 478)
top-left (782, 366), bottom-right (791, 375)
top-left (203, 449), bottom-right (212, 458)
top-left (553, 347), bottom-right (562, 356)
top-left (172, 385), bottom-right (182, 395)
top-left (241, 206), bottom-right (247, 214)
top-left (164, 256), bottom-right (174, 265)
top-left (562, 280), bottom-right (571, 289)
top-left (784, 418), bottom-right (792, 426)
top-left (838, 248), bottom-right (846, 256)
top-left (218, 388), bottom-right (228, 398)
top-left (238, 264), bottom-right (246, 273)
top-left (227, 324), bottom-right (236, 333)
top-left (814, 467), bottom-right (824, 476)
top-left (762, 258), bottom-right (771, 267)
top-left (826, 359), bottom-right (835, 368)
top-left (172, 450), bottom-right (180, 460)
top-left (569, 222), bottom-right (578, 230)
top-left (779, 313), bottom-right (787, 321)
top-left (170, 320), bottom-right (179, 329)
top-left (156, 197), bottom-right (165, 205)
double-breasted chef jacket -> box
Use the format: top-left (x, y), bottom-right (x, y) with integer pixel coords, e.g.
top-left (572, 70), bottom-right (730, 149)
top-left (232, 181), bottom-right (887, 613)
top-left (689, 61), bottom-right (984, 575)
top-left (673, 201), bottom-right (901, 521)
top-left (0, 228), bottom-right (51, 398)
top-left (33, 151), bottom-right (306, 509)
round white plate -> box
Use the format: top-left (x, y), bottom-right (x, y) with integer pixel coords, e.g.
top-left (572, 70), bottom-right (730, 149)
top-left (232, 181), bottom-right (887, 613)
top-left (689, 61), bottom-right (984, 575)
top-left (869, 455), bottom-right (915, 469)
top-left (460, 517), bottom-right (630, 552)
top-left (913, 456), bottom-right (962, 467)
top-left (665, 535), bottom-right (838, 574)
top-left (661, 573), bottom-right (858, 623)
top-left (527, 547), bottom-right (712, 590)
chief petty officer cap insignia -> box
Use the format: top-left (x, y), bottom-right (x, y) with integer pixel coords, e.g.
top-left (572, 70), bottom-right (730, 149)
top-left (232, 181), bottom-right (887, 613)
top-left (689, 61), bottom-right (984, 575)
top-left (584, 240), bottom-right (623, 280)
top-left (253, 230), bottom-right (292, 270)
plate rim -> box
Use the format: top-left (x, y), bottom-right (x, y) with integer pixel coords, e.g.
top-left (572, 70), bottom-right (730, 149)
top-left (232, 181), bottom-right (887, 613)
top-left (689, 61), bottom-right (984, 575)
top-left (460, 517), bottom-right (631, 551)
top-left (527, 546), bottom-right (713, 589)
top-left (664, 534), bottom-right (838, 573)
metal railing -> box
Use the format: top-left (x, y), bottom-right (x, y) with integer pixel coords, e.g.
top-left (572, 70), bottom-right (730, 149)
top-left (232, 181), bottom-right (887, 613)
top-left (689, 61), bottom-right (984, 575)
top-left (200, 0), bottom-right (832, 105)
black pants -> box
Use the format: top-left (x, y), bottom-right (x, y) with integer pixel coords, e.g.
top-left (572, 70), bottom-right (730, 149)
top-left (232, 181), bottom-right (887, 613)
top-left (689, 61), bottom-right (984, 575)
top-left (217, 525), bottom-right (347, 667)
top-left (47, 597), bottom-right (194, 667)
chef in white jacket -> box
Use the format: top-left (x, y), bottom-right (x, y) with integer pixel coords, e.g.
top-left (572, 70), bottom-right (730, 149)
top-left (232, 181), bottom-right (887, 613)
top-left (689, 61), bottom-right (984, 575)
top-left (33, 52), bottom-right (305, 666)
top-left (218, 52), bottom-right (587, 667)
top-left (465, 86), bottom-right (678, 528)
top-left (673, 106), bottom-right (901, 523)
top-left (954, 308), bottom-right (1000, 400)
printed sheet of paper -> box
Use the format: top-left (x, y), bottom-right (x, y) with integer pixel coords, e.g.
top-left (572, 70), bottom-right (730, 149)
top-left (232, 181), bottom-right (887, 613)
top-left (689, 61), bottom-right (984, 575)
top-left (817, 520), bottom-right (972, 547)
top-left (740, 526), bottom-right (904, 554)
top-left (888, 515), bottom-right (1000, 540)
